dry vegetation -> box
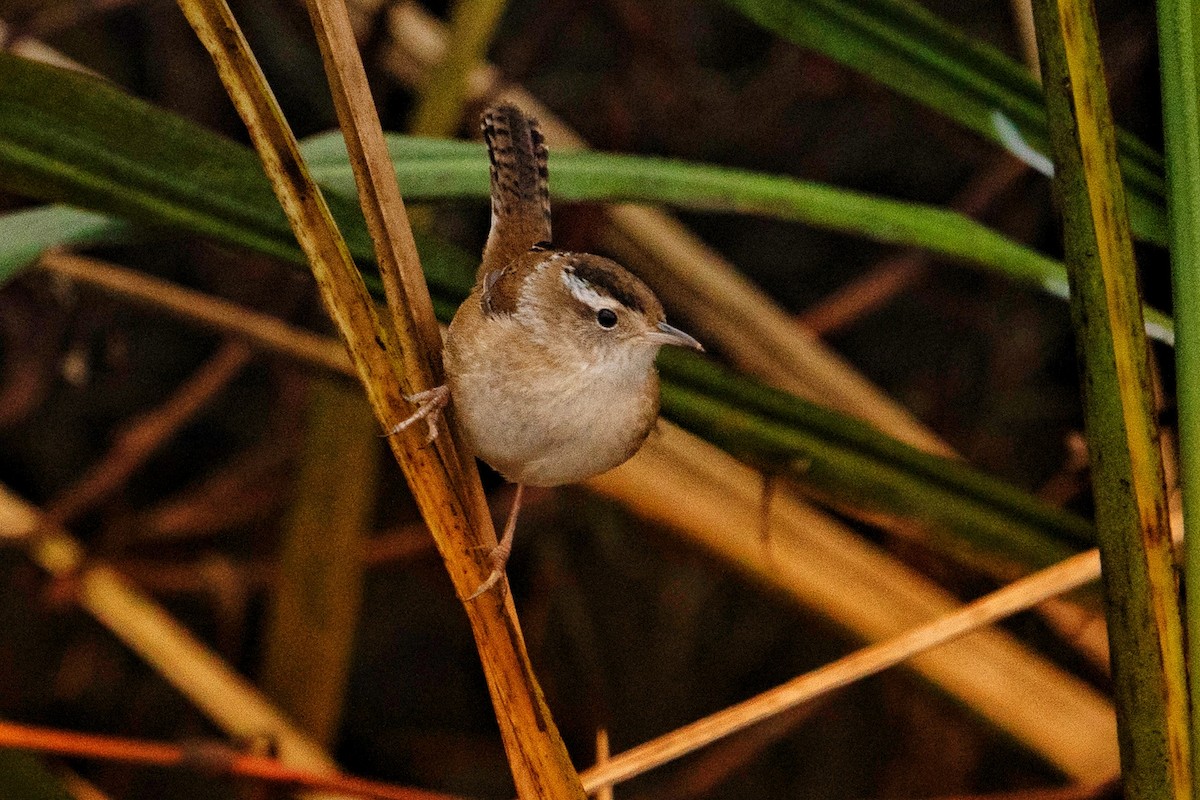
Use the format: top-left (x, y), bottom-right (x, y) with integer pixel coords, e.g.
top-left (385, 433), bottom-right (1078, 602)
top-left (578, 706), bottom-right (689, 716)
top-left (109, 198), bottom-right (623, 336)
top-left (0, 0), bottom-right (1167, 798)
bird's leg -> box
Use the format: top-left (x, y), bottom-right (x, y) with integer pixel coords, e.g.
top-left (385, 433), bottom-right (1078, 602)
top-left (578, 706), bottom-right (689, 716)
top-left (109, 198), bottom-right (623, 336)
top-left (385, 385), bottom-right (450, 444)
top-left (468, 483), bottom-right (525, 600)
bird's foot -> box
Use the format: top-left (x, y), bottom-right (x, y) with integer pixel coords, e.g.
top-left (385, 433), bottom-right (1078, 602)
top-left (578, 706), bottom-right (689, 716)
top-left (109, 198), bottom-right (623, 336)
top-left (385, 385), bottom-right (450, 444)
top-left (467, 532), bottom-right (515, 600)
top-left (467, 554), bottom-right (507, 601)
top-left (466, 484), bottom-right (524, 601)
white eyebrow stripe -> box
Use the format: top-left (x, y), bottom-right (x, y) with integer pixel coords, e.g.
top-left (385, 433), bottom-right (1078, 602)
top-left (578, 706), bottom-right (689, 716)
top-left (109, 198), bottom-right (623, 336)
top-left (561, 269), bottom-right (612, 310)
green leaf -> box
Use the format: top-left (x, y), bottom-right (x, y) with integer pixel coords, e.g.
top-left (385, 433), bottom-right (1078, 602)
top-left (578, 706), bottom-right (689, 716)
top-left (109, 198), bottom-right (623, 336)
top-left (0, 55), bottom-right (300, 263)
top-left (0, 52), bottom-right (476, 299)
top-left (0, 205), bottom-right (128, 282)
top-left (0, 50), bottom-right (1099, 571)
top-left (659, 348), bottom-right (1091, 571)
top-left (305, 133), bottom-right (1176, 345)
top-left (308, 133), bottom-right (1066, 289)
top-left (718, 0), bottom-right (1168, 246)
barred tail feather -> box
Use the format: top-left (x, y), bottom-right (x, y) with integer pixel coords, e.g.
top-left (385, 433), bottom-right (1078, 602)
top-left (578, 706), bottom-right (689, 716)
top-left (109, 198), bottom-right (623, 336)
top-left (481, 105), bottom-right (552, 276)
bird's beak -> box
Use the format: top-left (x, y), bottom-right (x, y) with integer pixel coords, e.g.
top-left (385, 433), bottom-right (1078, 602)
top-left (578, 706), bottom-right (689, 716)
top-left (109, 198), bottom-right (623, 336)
top-left (647, 321), bottom-right (704, 351)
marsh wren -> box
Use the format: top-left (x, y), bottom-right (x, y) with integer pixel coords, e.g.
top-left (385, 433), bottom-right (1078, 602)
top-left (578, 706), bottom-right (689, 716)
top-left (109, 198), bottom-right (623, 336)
top-left (392, 104), bottom-right (701, 597)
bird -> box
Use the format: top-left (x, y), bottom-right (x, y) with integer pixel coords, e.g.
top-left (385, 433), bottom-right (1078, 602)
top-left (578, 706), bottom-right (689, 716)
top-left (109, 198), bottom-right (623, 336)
top-left (391, 104), bottom-right (702, 598)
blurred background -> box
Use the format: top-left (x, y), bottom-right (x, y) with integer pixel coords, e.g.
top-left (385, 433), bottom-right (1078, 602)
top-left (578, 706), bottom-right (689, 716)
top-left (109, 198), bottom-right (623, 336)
top-left (0, 0), bottom-right (1165, 797)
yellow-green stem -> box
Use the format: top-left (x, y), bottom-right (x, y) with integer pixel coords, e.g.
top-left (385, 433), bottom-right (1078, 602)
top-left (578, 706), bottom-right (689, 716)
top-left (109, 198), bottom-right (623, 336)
top-left (1031, 0), bottom-right (1190, 796)
top-left (1156, 0), bottom-right (1200, 781)
top-left (409, 0), bottom-right (512, 137)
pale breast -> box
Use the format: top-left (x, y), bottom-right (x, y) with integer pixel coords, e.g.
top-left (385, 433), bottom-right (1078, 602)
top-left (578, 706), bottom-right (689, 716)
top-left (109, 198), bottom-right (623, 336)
top-left (445, 313), bottom-right (660, 486)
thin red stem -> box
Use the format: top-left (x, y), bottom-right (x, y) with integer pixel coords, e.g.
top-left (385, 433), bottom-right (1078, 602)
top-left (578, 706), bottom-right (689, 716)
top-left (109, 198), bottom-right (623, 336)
top-left (0, 720), bottom-right (456, 800)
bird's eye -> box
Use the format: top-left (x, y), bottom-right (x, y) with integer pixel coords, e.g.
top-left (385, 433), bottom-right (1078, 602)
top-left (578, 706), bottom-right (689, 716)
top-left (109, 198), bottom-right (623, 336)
top-left (596, 308), bottom-right (618, 329)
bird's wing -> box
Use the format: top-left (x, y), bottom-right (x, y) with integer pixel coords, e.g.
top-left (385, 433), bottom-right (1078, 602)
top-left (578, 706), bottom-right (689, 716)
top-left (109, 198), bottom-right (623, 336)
top-left (479, 254), bottom-right (542, 317)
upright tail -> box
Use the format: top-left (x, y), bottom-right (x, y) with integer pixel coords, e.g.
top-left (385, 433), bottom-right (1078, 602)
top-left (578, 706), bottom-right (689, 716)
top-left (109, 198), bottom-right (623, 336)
top-left (480, 104), bottom-right (552, 276)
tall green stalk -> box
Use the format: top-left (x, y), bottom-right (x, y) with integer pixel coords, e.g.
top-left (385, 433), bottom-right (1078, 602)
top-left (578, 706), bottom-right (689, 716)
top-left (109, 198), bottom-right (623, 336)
top-left (1156, 0), bottom-right (1200, 782)
top-left (1033, 0), bottom-right (1190, 796)
top-left (408, 0), bottom-right (511, 136)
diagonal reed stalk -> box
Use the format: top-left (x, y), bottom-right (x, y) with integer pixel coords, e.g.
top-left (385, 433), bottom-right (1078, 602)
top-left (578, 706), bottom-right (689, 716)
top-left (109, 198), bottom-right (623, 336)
top-left (1032, 0), bottom-right (1191, 796)
top-left (24, 247), bottom-right (1118, 781)
top-left (174, 0), bottom-right (584, 796)
top-left (576, 547), bottom-right (1104, 792)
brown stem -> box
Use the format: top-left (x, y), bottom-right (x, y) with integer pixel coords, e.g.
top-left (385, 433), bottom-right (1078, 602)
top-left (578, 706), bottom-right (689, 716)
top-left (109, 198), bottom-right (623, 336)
top-left (45, 339), bottom-right (253, 525)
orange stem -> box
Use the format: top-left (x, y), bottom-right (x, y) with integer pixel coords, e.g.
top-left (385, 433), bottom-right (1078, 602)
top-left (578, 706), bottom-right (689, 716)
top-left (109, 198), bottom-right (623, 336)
top-left (0, 720), bottom-right (457, 800)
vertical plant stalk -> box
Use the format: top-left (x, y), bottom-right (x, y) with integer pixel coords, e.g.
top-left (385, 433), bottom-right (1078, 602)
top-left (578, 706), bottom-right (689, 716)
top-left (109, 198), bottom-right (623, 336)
top-left (408, 0), bottom-right (512, 136)
top-left (176, 0), bottom-right (586, 796)
top-left (261, 379), bottom-right (377, 745)
top-left (1032, 0), bottom-right (1191, 797)
top-left (1156, 0), bottom-right (1200, 778)
top-left (303, 0), bottom-right (584, 794)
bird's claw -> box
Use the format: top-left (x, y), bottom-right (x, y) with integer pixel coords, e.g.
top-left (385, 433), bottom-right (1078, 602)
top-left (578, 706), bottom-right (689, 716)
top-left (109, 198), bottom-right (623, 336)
top-left (386, 385), bottom-right (450, 445)
top-left (465, 484), bottom-right (524, 601)
top-left (466, 558), bottom-right (505, 601)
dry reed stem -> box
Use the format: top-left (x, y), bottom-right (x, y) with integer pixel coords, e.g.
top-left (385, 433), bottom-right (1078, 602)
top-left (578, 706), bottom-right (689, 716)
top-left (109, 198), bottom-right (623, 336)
top-left (45, 338), bottom-right (253, 524)
top-left (302, 0), bottom-right (443, 381)
top-left (587, 425), bottom-right (1118, 782)
top-left (40, 251), bottom-right (352, 375)
top-left (575, 544), bottom-right (1103, 791)
top-left (41, 254), bottom-right (1116, 777)
top-left (298, 0), bottom-right (584, 794)
top-left (0, 719), bottom-right (458, 800)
